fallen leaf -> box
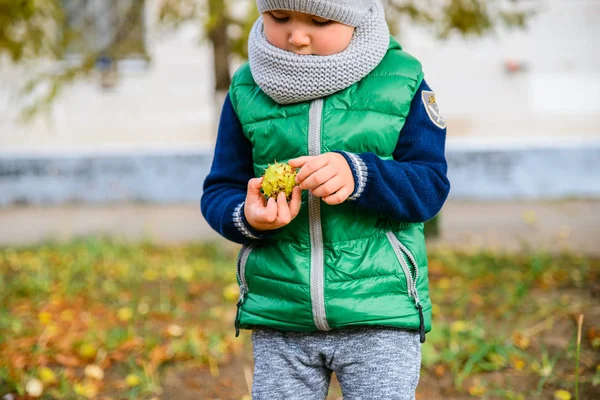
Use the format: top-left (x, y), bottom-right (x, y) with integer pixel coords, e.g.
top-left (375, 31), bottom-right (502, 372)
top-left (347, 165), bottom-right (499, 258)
top-left (25, 378), bottom-right (43, 397)
top-left (54, 353), bottom-right (80, 368)
top-left (433, 364), bottom-right (446, 377)
top-left (137, 303), bottom-right (150, 315)
top-left (468, 383), bottom-right (486, 397)
top-left (450, 320), bottom-right (468, 333)
top-left (512, 332), bottom-right (530, 349)
top-left (510, 357), bottom-right (526, 371)
top-left (143, 268), bottom-right (159, 281)
top-left (84, 364), bottom-right (105, 381)
top-left (10, 354), bottom-right (27, 370)
top-left (125, 374), bottom-right (141, 387)
top-left (180, 265), bottom-right (194, 281)
top-left (38, 367), bottom-right (57, 385)
top-left (38, 311), bottom-right (52, 325)
top-left (437, 277), bottom-right (451, 290)
top-left (554, 390), bottom-right (571, 400)
top-left (79, 343), bottom-right (97, 360)
top-left (74, 381), bottom-right (99, 399)
top-left (116, 337), bottom-right (144, 353)
top-left (488, 353), bottom-right (507, 368)
top-left (117, 307), bottom-right (134, 322)
top-left (167, 324), bottom-right (184, 338)
top-left (150, 345), bottom-right (172, 369)
top-left (222, 283), bottom-right (240, 302)
top-left (60, 309), bottom-right (74, 322)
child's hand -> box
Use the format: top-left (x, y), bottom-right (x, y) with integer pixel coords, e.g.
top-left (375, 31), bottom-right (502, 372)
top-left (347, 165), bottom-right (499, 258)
top-left (244, 177), bottom-right (302, 232)
top-left (289, 153), bottom-right (354, 205)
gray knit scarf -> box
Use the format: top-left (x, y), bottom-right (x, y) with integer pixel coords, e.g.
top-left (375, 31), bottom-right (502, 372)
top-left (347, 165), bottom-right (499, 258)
top-left (248, 1), bottom-right (390, 105)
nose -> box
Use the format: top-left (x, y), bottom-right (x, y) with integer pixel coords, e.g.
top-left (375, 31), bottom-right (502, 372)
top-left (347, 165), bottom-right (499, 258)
top-left (288, 27), bottom-right (310, 48)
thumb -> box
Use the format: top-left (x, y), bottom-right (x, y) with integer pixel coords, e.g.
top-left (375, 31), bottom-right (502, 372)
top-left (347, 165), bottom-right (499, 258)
top-left (248, 177), bottom-right (264, 194)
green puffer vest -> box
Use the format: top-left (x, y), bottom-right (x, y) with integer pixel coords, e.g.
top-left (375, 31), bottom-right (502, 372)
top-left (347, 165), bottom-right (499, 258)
top-left (229, 37), bottom-right (431, 342)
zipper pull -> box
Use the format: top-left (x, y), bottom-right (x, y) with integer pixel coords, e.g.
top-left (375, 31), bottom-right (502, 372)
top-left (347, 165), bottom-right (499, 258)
top-left (416, 303), bottom-right (426, 344)
top-left (235, 301), bottom-right (242, 337)
top-left (234, 287), bottom-right (246, 338)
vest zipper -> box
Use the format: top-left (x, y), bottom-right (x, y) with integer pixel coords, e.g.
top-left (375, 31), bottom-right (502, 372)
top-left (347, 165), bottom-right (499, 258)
top-left (308, 99), bottom-right (330, 331)
top-left (386, 232), bottom-right (426, 343)
top-left (234, 244), bottom-right (254, 337)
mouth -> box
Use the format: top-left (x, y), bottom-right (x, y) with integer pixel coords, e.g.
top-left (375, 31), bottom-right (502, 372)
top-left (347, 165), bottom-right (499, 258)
top-left (289, 49), bottom-right (312, 55)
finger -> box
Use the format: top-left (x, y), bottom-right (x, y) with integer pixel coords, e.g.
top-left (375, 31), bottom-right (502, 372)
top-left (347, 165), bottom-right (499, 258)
top-left (311, 176), bottom-right (343, 198)
top-left (300, 165), bottom-right (338, 190)
top-left (247, 191), bottom-right (267, 209)
top-left (261, 197), bottom-right (278, 223)
top-left (288, 156), bottom-right (312, 169)
top-left (288, 186), bottom-right (302, 218)
top-left (248, 177), bottom-right (264, 193)
top-left (295, 155), bottom-right (329, 184)
top-left (246, 177), bottom-right (267, 207)
top-left (275, 192), bottom-right (291, 225)
top-left (322, 186), bottom-right (353, 205)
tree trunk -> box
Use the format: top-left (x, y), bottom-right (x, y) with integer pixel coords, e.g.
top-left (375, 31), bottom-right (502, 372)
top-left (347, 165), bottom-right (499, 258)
top-left (207, 0), bottom-right (231, 139)
top-left (208, 0), bottom-right (230, 91)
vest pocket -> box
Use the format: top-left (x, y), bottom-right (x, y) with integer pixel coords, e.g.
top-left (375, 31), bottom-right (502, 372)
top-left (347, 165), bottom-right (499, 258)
top-left (234, 244), bottom-right (254, 337)
top-left (385, 231), bottom-right (426, 343)
top-left (385, 232), bottom-right (419, 299)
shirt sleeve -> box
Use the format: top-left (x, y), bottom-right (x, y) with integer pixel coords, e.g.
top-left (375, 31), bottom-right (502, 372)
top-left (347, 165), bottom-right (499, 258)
top-left (200, 94), bottom-right (273, 244)
top-left (335, 79), bottom-right (451, 223)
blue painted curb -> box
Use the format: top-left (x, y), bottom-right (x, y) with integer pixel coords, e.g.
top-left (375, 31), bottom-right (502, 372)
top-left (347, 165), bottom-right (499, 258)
top-left (0, 151), bottom-right (213, 207)
top-left (446, 143), bottom-right (600, 200)
top-left (1, 142), bottom-right (599, 207)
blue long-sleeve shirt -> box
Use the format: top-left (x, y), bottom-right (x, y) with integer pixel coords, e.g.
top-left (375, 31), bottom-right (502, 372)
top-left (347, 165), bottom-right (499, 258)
top-left (201, 80), bottom-right (450, 244)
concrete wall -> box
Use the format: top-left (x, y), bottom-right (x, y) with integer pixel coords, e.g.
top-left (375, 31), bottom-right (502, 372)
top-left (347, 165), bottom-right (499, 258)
top-left (445, 139), bottom-right (600, 200)
top-left (1, 0), bottom-right (599, 206)
top-left (1, 0), bottom-right (598, 151)
top-left (1, 139), bottom-right (599, 207)
top-left (0, 149), bottom-right (212, 206)
top-left (402, 0), bottom-right (600, 140)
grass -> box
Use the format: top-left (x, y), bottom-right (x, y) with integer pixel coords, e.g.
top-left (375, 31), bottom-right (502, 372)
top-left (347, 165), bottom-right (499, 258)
top-left (0, 238), bottom-right (598, 399)
top-left (0, 238), bottom-right (242, 399)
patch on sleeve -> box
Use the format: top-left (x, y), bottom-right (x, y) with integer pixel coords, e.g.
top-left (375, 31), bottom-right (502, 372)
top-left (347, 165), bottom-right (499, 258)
top-left (421, 90), bottom-right (446, 129)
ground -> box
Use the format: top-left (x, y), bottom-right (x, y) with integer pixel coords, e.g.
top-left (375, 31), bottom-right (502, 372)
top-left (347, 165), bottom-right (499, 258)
top-left (1, 201), bottom-right (599, 399)
top-left (160, 266), bottom-right (600, 400)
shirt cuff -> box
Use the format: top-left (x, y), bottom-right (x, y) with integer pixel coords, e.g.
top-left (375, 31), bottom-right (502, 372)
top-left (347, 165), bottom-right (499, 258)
top-left (335, 151), bottom-right (368, 201)
top-left (233, 202), bottom-right (272, 240)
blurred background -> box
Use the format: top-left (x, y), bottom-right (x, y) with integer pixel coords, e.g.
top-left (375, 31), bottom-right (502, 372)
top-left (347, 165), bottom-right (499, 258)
top-left (1, 0), bottom-right (599, 251)
top-left (0, 1), bottom-right (599, 399)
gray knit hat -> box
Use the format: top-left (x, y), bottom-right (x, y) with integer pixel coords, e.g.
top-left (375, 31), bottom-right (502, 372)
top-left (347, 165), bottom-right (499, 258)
top-left (256, 0), bottom-right (375, 27)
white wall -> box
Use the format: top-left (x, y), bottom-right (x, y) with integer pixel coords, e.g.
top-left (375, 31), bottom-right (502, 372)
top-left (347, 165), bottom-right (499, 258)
top-left (401, 0), bottom-right (600, 141)
top-left (0, 0), bottom-right (598, 152)
top-left (0, 15), bottom-right (217, 151)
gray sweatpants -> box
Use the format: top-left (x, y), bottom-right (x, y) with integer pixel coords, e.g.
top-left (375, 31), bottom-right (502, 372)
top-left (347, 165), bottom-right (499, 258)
top-left (251, 327), bottom-right (421, 400)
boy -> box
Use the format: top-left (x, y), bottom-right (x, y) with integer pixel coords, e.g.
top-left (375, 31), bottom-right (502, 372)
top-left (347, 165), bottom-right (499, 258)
top-left (201, 0), bottom-right (450, 398)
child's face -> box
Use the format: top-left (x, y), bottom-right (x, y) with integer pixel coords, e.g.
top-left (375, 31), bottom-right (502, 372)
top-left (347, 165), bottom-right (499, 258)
top-left (262, 10), bottom-right (355, 56)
